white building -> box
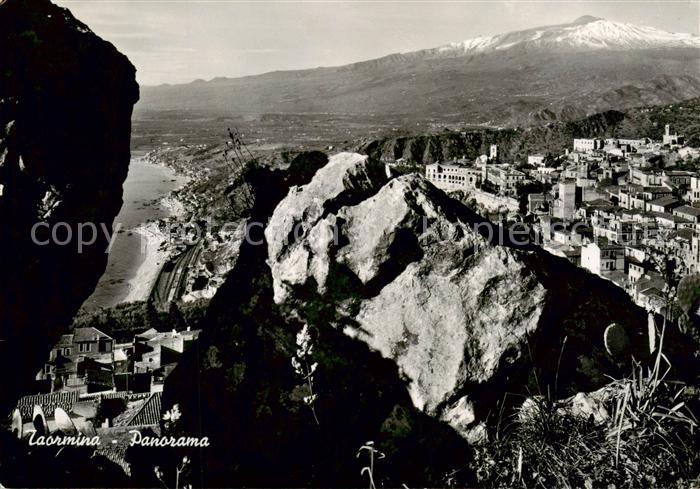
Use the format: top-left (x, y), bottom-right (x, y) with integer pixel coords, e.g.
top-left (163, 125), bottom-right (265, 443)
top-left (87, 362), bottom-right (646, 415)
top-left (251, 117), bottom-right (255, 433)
top-left (662, 124), bottom-right (685, 146)
top-left (581, 241), bottom-right (625, 276)
top-left (484, 165), bottom-right (527, 196)
top-left (528, 154), bottom-right (546, 167)
top-left (552, 180), bottom-right (580, 221)
top-left (692, 233), bottom-right (700, 272)
top-left (425, 163), bottom-right (481, 190)
top-left (573, 138), bottom-right (604, 153)
top-left (691, 176), bottom-right (700, 206)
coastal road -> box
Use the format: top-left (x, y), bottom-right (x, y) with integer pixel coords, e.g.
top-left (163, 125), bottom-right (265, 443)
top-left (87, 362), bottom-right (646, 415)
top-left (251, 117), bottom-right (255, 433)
top-left (150, 242), bottom-right (202, 306)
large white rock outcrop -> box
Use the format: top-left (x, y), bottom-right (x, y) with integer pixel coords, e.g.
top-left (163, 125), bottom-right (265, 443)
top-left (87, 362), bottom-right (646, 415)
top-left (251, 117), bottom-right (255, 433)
top-left (265, 152), bottom-right (389, 302)
top-left (266, 152), bottom-right (648, 437)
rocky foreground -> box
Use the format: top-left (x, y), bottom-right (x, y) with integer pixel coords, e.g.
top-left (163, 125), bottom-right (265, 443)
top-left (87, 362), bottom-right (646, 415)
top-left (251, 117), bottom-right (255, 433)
top-left (159, 151), bottom-right (662, 486)
top-left (265, 152), bottom-right (652, 437)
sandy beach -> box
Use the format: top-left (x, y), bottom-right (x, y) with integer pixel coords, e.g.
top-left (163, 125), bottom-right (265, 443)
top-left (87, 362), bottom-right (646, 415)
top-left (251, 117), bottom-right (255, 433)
top-left (122, 222), bottom-right (170, 303)
top-left (82, 158), bottom-right (189, 309)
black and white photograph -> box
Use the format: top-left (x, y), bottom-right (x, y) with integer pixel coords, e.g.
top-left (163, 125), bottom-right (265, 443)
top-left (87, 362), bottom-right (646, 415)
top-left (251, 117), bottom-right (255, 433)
top-left (1, 0), bottom-right (700, 487)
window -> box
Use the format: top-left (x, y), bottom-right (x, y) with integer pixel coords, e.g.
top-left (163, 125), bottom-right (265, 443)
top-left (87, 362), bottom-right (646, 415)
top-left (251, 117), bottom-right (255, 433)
top-left (63, 348), bottom-right (71, 356)
top-left (79, 342), bottom-right (91, 353)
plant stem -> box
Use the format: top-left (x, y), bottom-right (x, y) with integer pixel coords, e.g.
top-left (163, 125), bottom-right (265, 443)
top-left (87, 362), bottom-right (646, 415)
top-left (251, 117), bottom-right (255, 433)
top-left (306, 367), bottom-right (320, 426)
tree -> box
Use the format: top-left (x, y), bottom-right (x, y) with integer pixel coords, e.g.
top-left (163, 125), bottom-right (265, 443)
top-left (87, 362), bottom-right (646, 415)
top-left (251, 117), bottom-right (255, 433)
top-left (168, 301), bottom-right (187, 331)
top-left (144, 299), bottom-right (161, 330)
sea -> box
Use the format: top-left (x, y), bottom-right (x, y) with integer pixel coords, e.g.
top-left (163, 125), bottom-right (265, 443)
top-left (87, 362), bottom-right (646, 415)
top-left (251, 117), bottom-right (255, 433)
top-left (81, 157), bottom-right (188, 310)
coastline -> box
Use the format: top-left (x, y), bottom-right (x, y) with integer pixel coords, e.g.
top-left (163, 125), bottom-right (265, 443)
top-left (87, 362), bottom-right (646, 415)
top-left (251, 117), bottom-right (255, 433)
top-left (83, 156), bottom-right (190, 309)
top-left (122, 221), bottom-right (171, 304)
top-left (120, 160), bottom-right (190, 304)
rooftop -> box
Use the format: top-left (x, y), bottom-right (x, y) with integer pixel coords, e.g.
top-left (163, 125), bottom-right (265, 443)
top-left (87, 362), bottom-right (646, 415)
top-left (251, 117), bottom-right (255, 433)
top-left (73, 326), bottom-right (113, 343)
top-left (674, 205), bottom-right (700, 217)
top-left (650, 211), bottom-right (691, 223)
top-left (113, 392), bottom-right (163, 427)
top-left (643, 186), bottom-right (672, 194)
top-left (647, 196), bottom-right (680, 207)
top-left (675, 228), bottom-right (695, 241)
top-left (16, 391), bottom-right (80, 420)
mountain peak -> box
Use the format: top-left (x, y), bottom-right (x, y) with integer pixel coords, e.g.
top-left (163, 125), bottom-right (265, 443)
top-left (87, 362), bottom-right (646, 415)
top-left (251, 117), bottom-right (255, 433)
top-left (572, 15), bottom-right (603, 25)
top-left (430, 17), bottom-right (700, 57)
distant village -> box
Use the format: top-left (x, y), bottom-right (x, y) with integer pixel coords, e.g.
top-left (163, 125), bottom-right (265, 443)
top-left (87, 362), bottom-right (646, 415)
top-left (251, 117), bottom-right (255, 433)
top-left (423, 124), bottom-right (700, 315)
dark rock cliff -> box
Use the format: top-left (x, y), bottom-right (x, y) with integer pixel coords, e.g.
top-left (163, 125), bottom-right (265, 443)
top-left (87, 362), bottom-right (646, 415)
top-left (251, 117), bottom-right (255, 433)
top-left (0, 0), bottom-right (138, 413)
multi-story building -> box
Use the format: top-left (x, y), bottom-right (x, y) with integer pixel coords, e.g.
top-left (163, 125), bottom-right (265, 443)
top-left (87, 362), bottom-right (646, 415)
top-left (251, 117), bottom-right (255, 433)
top-left (552, 180), bottom-right (581, 221)
top-left (663, 170), bottom-right (695, 188)
top-left (425, 163), bottom-right (482, 190)
top-left (647, 196), bottom-right (681, 214)
top-left (618, 186), bottom-right (675, 211)
top-left (630, 168), bottom-right (664, 187)
top-left (617, 138), bottom-right (650, 150)
top-left (37, 325), bottom-right (201, 396)
top-left (592, 218), bottom-right (642, 245)
top-left (39, 327), bottom-right (115, 394)
top-left (673, 205), bottom-right (700, 225)
top-left (691, 176), bottom-right (700, 205)
top-left (691, 233), bottom-right (700, 272)
top-left (573, 138), bottom-right (604, 153)
top-left (484, 165), bottom-right (526, 196)
top-left (581, 240), bottom-right (625, 276)
top-left (662, 124), bottom-right (685, 146)
top-left (618, 187), bottom-right (644, 210)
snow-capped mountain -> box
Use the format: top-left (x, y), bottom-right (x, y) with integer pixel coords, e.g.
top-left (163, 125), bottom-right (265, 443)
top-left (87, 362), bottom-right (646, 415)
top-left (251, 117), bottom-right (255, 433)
top-left (139, 16), bottom-right (700, 127)
top-left (428, 16), bottom-right (700, 56)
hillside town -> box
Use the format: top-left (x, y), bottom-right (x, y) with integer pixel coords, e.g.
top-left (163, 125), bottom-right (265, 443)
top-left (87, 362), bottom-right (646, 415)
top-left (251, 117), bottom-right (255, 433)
top-left (425, 124), bottom-right (700, 316)
top-left (34, 325), bottom-right (201, 396)
top-left (8, 324), bottom-right (201, 473)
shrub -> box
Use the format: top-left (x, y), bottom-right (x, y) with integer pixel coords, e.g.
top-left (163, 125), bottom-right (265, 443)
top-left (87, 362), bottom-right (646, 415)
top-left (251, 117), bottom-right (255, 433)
top-left (467, 326), bottom-right (700, 488)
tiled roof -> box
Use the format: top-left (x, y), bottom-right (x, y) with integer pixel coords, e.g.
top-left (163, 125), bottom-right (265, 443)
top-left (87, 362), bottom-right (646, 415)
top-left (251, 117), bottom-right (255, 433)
top-left (94, 444), bottom-right (130, 476)
top-left (16, 391), bottom-right (80, 420)
top-left (56, 334), bottom-right (74, 348)
top-left (80, 391), bottom-right (151, 402)
top-left (643, 186), bottom-right (672, 194)
top-left (648, 196), bottom-right (679, 207)
top-left (114, 392), bottom-right (162, 427)
top-left (586, 199), bottom-right (614, 207)
top-left (73, 327), bottom-right (113, 342)
top-left (674, 205), bottom-right (700, 217)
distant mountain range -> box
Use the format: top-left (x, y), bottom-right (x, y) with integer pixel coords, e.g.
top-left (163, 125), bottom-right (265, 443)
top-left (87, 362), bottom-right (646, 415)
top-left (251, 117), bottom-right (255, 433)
top-left (137, 16), bottom-right (700, 126)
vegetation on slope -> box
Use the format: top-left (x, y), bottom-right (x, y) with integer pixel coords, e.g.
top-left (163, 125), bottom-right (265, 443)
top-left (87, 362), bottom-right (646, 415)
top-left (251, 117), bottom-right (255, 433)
top-left (360, 98), bottom-right (700, 165)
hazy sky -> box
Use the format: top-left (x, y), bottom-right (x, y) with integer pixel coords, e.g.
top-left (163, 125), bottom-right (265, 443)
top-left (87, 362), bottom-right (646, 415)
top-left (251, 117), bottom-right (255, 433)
top-left (55, 1), bottom-right (700, 86)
